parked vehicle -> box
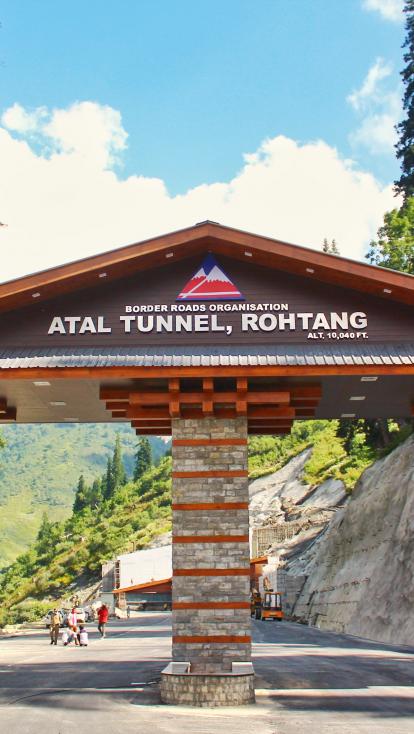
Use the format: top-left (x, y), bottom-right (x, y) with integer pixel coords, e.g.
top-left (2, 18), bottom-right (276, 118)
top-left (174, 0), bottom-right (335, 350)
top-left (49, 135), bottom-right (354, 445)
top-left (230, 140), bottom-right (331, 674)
top-left (251, 590), bottom-right (284, 621)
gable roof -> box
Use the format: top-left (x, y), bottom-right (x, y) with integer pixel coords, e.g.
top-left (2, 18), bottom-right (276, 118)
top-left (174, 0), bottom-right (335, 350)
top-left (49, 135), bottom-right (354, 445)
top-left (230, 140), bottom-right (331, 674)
top-left (0, 220), bottom-right (413, 313)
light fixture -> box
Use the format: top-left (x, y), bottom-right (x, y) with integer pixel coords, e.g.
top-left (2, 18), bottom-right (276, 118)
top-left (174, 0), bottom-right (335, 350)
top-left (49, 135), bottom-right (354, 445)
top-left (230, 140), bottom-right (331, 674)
top-left (98, 272), bottom-right (107, 278)
top-left (361, 376), bottom-right (378, 382)
top-left (165, 252), bottom-right (174, 259)
top-left (341, 413), bottom-right (356, 418)
top-left (350, 396), bottom-right (366, 401)
top-left (306, 268), bottom-right (315, 274)
top-left (64, 417), bottom-right (79, 422)
top-left (383, 288), bottom-right (392, 294)
top-left (50, 401), bottom-right (66, 406)
top-left (244, 251), bottom-right (252, 257)
top-left (33, 381), bottom-right (51, 387)
top-left (32, 292), bottom-right (41, 298)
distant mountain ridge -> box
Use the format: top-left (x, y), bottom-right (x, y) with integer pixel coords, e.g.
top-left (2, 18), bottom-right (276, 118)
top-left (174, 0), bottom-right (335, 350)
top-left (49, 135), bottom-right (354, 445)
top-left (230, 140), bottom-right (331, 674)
top-left (0, 423), bottom-right (167, 567)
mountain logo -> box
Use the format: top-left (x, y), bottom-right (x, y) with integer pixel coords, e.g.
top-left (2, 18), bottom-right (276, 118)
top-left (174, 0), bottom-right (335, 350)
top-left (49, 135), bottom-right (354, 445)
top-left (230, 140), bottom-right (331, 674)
top-left (177, 254), bottom-right (244, 301)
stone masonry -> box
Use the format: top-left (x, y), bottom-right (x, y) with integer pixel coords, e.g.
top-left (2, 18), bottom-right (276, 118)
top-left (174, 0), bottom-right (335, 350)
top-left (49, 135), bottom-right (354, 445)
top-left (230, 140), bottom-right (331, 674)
top-left (171, 417), bottom-right (251, 675)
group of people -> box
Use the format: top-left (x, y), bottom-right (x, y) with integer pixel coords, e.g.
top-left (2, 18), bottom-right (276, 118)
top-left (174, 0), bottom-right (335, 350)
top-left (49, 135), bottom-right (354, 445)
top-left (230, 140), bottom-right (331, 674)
top-left (49, 603), bottom-right (109, 646)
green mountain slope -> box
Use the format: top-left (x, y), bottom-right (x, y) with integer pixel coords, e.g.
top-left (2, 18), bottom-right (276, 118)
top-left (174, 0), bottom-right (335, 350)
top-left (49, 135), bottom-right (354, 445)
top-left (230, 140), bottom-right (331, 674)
top-left (0, 424), bottom-right (167, 567)
top-left (0, 454), bottom-right (172, 626)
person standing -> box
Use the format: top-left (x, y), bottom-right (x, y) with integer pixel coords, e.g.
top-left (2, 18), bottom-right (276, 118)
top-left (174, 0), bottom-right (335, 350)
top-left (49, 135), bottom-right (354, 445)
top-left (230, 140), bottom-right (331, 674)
top-left (97, 604), bottom-right (109, 638)
top-left (67, 607), bottom-right (77, 630)
top-left (49, 609), bottom-right (61, 645)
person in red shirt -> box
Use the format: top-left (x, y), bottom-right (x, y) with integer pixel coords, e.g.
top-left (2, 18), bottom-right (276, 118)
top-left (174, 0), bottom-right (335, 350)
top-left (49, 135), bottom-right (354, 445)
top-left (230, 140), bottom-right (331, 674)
top-left (97, 604), bottom-right (109, 638)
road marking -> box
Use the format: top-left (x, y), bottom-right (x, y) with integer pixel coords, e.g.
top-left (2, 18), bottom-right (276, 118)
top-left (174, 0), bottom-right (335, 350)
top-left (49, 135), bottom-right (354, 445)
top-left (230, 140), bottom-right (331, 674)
top-left (255, 686), bottom-right (414, 698)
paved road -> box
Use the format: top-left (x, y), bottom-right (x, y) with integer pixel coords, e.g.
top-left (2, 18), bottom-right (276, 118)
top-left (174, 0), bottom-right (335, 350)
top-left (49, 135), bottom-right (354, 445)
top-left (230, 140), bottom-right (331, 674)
top-left (0, 613), bottom-right (413, 733)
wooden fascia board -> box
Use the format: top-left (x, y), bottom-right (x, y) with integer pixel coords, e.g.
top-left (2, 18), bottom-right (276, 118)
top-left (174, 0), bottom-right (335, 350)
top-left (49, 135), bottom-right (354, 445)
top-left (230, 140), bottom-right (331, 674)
top-left (1, 364), bottom-right (414, 380)
top-left (0, 221), bottom-right (413, 312)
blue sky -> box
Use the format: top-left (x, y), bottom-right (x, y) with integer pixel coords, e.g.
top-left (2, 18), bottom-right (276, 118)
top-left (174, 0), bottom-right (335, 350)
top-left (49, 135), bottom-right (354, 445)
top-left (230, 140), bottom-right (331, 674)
top-left (0, 0), bottom-right (407, 278)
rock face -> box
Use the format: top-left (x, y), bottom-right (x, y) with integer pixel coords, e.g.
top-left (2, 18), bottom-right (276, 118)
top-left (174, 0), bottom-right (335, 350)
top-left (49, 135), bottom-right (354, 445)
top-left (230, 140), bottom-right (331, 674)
top-left (291, 436), bottom-right (414, 646)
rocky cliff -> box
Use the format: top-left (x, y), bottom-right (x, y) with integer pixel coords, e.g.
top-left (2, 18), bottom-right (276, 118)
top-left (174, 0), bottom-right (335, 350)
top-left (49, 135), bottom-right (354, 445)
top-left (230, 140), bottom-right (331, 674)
top-left (250, 435), bottom-right (414, 646)
top-left (291, 435), bottom-right (414, 645)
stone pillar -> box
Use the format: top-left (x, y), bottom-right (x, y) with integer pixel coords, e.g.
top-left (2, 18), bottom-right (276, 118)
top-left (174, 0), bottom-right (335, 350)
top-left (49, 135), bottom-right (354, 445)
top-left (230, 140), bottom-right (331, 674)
top-left (160, 417), bottom-right (255, 706)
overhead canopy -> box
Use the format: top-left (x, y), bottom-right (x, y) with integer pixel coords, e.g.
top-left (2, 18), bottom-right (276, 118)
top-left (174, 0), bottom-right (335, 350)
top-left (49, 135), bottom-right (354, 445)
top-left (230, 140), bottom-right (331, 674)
top-left (0, 222), bottom-right (413, 433)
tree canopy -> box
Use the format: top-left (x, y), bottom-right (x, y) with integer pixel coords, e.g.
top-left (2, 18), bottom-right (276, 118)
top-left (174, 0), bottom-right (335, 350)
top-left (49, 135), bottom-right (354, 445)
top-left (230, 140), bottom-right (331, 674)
top-left (396, 0), bottom-right (414, 199)
top-left (366, 199), bottom-right (414, 274)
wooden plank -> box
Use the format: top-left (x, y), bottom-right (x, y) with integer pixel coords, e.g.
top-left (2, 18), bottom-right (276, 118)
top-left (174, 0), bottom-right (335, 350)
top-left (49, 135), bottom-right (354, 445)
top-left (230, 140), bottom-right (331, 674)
top-left (136, 428), bottom-right (171, 435)
top-left (172, 634), bottom-right (251, 643)
top-left (132, 419), bottom-right (172, 428)
top-left (169, 377), bottom-right (180, 418)
top-left (100, 388), bottom-right (130, 401)
top-left (173, 602), bottom-right (250, 610)
top-left (174, 568), bottom-right (251, 576)
top-left (172, 438), bottom-right (247, 446)
top-left (173, 535), bottom-right (249, 543)
top-left (290, 386), bottom-right (322, 399)
top-left (202, 377), bottom-right (214, 417)
top-left (2, 364), bottom-right (414, 379)
top-left (172, 502), bottom-right (248, 511)
top-left (247, 406), bottom-right (296, 418)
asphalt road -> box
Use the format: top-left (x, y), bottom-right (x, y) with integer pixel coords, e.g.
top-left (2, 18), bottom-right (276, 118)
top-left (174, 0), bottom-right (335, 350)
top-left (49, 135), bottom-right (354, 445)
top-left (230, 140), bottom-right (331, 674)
top-left (0, 613), bottom-right (413, 734)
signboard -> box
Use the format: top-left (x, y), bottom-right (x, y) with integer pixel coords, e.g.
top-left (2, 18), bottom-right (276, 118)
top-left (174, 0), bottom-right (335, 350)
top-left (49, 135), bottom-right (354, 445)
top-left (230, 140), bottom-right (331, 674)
top-left (0, 254), bottom-right (413, 347)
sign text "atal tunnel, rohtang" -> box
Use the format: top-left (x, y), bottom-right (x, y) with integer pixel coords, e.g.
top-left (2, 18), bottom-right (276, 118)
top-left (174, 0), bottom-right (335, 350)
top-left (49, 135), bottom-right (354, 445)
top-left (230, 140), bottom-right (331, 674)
top-left (47, 303), bottom-right (369, 341)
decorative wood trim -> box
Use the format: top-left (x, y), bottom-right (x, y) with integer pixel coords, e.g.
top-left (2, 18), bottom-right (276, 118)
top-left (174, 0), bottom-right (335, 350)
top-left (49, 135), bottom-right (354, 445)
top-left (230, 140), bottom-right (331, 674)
top-left (174, 568), bottom-right (250, 576)
top-left (172, 470), bottom-right (248, 479)
top-left (172, 502), bottom-right (248, 511)
top-left (2, 364), bottom-right (414, 379)
top-left (172, 438), bottom-right (247, 446)
top-left (172, 601), bottom-right (250, 609)
top-left (173, 634), bottom-right (251, 644)
top-left (173, 535), bottom-right (249, 544)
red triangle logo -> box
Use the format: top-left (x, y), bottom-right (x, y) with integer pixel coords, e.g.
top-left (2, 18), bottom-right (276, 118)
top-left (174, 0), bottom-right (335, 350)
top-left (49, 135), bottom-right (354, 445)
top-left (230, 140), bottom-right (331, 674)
top-left (177, 254), bottom-right (244, 301)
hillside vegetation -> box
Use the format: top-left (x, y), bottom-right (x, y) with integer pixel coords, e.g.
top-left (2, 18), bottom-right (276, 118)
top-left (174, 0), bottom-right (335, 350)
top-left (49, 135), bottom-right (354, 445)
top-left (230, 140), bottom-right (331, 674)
top-left (0, 424), bottom-right (166, 566)
top-left (0, 418), bottom-right (411, 627)
top-left (0, 437), bottom-right (172, 626)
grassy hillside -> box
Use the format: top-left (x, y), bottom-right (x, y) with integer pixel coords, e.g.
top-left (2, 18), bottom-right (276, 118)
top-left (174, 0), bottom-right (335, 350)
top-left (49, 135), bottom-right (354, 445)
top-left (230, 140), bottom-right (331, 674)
top-left (248, 419), bottom-right (412, 488)
top-left (0, 453), bottom-right (172, 626)
top-left (0, 424), bottom-right (167, 567)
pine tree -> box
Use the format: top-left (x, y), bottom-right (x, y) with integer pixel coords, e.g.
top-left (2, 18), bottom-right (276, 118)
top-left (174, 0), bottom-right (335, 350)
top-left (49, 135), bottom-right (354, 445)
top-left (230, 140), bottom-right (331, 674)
top-left (133, 437), bottom-right (152, 481)
top-left (322, 238), bottom-right (340, 254)
top-left (366, 199), bottom-right (414, 274)
top-left (111, 434), bottom-right (127, 489)
top-left (73, 475), bottom-right (88, 512)
top-left (103, 456), bottom-right (113, 500)
top-left (395, 0), bottom-right (414, 199)
top-left (90, 478), bottom-right (103, 508)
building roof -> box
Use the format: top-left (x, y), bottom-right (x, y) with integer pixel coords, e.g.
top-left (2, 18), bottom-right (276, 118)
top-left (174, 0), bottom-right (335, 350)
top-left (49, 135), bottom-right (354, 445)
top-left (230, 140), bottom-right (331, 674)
top-left (1, 221), bottom-right (414, 313)
top-left (0, 343), bottom-right (413, 369)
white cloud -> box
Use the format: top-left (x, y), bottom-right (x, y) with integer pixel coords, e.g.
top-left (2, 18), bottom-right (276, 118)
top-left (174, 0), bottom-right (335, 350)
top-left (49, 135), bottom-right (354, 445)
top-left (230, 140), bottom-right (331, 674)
top-left (347, 58), bottom-right (393, 111)
top-left (362, 0), bottom-right (403, 22)
top-left (0, 101), bottom-right (399, 282)
top-left (347, 59), bottom-right (401, 154)
top-left (1, 103), bottom-right (48, 133)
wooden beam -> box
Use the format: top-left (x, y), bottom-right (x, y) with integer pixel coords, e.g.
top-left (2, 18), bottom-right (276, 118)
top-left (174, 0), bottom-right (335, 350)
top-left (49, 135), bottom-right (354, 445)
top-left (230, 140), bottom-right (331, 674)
top-left (136, 428), bottom-right (171, 435)
top-left (1, 364), bottom-right (413, 379)
top-left (169, 377), bottom-right (180, 418)
top-left (100, 388), bottom-right (130, 401)
top-left (247, 406), bottom-right (295, 418)
top-left (202, 377), bottom-right (214, 417)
